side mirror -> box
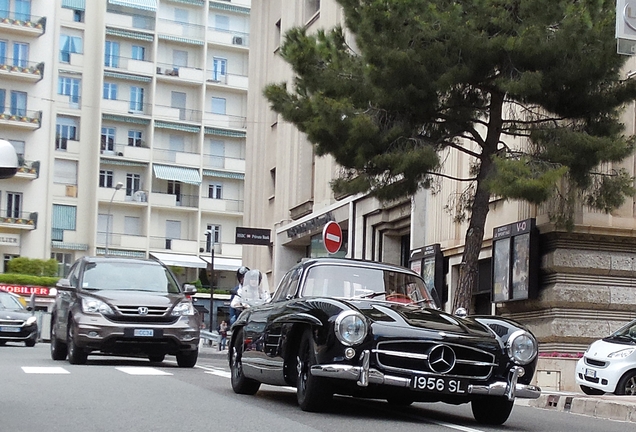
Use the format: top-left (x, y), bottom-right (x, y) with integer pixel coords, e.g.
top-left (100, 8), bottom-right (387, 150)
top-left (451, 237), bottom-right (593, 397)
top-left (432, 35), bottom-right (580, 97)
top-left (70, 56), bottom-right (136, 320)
top-left (0, 139), bottom-right (19, 179)
top-left (56, 278), bottom-right (75, 291)
top-left (183, 284), bottom-right (197, 295)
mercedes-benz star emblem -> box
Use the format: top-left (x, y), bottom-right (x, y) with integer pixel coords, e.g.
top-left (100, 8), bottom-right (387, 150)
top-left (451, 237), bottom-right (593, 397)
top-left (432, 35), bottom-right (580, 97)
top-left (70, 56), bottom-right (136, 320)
top-left (427, 344), bottom-right (456, 374)
top-left (137, 307), bottom-right (149, 315)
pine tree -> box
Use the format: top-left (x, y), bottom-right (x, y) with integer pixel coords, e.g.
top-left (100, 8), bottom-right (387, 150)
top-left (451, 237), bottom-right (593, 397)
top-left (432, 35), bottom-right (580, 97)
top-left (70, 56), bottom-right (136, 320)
top-left (264, 0), bottom-right (636, 310)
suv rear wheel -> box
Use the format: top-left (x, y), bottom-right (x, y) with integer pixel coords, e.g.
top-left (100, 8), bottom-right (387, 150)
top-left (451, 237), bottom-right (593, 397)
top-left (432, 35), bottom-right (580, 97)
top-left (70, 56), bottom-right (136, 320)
top-left (176, 349), bottom-right (198, 368)
top-left (50, 316), bottom-right (68, 360)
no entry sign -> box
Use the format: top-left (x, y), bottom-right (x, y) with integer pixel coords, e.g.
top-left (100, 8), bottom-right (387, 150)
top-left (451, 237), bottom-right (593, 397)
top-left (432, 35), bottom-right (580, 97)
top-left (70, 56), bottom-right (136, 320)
top-left (322, 221), bottom-right (343, 254)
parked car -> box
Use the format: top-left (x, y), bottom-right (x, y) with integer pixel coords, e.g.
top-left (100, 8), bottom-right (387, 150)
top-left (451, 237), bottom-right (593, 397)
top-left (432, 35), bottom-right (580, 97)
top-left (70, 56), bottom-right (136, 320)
top-left (0, 289), bottom-right (38, 347)
top-left (228, 258), bottom-right (541, 425)
top-left (575, 319), bottom-right (636, 395)
top-left (50, 256), bottom-right (200, 367)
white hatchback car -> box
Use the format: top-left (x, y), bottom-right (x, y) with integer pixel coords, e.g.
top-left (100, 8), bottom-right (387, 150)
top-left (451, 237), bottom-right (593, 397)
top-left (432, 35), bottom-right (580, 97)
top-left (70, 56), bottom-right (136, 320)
top-left (575, 319), bottom-right (636, 395)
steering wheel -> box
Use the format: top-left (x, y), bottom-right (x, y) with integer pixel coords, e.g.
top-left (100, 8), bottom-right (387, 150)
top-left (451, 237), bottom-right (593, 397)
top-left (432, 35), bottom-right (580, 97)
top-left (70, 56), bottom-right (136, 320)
top-left (385, 293), bottom-right (412, 304)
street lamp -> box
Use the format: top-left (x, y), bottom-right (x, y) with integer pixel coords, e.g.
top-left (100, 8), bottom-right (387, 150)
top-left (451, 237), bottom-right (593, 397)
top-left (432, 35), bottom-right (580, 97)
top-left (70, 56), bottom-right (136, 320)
top-left (105, 182), bottom-right (124, 256)
top-left (205, 229), bottom-right (215, 332)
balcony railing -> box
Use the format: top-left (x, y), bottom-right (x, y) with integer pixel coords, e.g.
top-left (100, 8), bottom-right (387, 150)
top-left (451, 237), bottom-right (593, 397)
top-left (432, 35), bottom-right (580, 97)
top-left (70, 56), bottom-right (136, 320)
top-left (202, 154), bottom-right (245, 171)
top-left (154, 104), bottom-right (202, 122)
top-left (150, 191), bottom-right (200, 208)
top-left (205, 71), bottom-right (248, 90)
top-left (0, 210), bottom-right (37, 228)
top-left (0, 60), bottom-right (44, 80)
top-left (0, 109), bottom-right (41, 128)
top-left (203, 112), bottom-right (246, 130)
top-left (153, 147), bottom-right (200, 165)
top-left (105, 9), bottom-right (155, 31)
top-left (15, 159), bottom-right (39, 178)
top-left (157, 18), bottom-right (205, 40)
top-left (155, 62), bottom-right (204, 81)
top-left (104, 55), bottom-right (155, 75)
top-left (207, 26), bottom-right (249, 47)
top-left (0, 11), bottom-right (46, 34)
top-left (101, 98), bottom-right (152, 116)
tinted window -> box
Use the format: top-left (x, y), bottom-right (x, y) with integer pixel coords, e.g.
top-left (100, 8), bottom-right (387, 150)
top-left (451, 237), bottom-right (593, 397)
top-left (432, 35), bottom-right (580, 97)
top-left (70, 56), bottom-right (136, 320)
top-left (81, 261), bottom-right (180, 293)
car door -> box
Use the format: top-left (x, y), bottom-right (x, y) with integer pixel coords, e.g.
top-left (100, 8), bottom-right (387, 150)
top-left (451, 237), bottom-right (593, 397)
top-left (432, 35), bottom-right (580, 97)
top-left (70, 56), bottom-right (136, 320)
top-left (54, 261), bottom-right (81, 337)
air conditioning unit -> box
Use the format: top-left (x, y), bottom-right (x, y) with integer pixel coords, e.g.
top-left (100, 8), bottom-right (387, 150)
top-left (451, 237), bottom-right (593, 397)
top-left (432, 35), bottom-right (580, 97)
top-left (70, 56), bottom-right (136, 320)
top-left (232, 36), bottom-right (243, 46)
top-left (132, 191), bottom-right (147, 202)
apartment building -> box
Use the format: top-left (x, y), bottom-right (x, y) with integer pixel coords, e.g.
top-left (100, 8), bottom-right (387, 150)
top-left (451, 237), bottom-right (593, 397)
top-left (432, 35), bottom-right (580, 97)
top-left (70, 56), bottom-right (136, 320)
top-left (248, 1), bottom-right (636, 391)
top-left (0, 0), bottom-right (250, 292)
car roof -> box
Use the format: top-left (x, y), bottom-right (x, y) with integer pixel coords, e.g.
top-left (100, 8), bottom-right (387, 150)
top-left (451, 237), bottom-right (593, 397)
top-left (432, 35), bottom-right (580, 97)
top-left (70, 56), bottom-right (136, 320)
top-left (79, 256), bottom-right (164, 266)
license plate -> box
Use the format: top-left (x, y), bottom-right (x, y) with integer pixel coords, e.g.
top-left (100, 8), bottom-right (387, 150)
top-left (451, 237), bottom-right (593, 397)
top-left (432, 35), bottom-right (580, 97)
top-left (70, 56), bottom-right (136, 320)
top-left (133, 329), bottom-right (154, 337)
top-left (411, 375), bottom-right (467, 394)
top-left (0, 326), bottom-right (20, 333)
top-left (585, 368), bottom-right (597, 379)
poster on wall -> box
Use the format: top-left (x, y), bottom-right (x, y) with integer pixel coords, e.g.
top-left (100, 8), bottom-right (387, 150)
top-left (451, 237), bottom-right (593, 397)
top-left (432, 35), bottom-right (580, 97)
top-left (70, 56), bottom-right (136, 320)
top-left (491, 218), bottom-right (539, 302)
top-left (410, 244), bottom-right (446, 305)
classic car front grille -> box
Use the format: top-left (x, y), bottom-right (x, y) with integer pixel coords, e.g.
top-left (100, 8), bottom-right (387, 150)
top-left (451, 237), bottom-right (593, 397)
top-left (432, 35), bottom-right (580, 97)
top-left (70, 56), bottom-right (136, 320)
top-left (584, 357), bottom-right (607, 368)
top-left (374, 340), bottom-right (497, 380)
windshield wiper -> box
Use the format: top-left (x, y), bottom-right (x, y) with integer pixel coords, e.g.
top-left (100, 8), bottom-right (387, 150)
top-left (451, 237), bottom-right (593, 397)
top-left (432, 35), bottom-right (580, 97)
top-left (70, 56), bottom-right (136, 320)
top-left (356, 292), bottom-right (389, 299)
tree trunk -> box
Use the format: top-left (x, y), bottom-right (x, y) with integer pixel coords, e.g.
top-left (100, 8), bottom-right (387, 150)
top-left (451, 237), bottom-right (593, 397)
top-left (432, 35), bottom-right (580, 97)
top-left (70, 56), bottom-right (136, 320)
top-left (452, 92), bottom-right (505, 312)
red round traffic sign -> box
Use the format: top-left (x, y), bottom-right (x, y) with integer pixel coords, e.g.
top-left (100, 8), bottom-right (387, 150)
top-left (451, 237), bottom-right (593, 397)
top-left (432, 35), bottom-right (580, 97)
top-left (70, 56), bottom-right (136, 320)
top-left (322, 221), bottom-right (343, 254)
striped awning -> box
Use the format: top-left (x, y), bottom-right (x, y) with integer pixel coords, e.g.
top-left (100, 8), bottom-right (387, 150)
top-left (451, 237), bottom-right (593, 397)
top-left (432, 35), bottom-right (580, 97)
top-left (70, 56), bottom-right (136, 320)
top-left (203, 169), bottom-right (244, 180)
top-left (108, 0), bottom-right (157, 12)
top-left (103, 71), bottom-right (152, 83)
top-left (51, 242), bottom-right (89, 251)
top-left (153, 164), bottom-right (201, 185)
top-left (62, 0), bottom-right (86, 10)
top-left (209, 1), bottom-right (250, 15)
top-left (150, 252), bottom-right (207, 269)
top-left (204, 127), bottom-right (246, 138)
top-left (101, 158), bottom-right (147, 167)
top-left (102, 114), bottom-right (150, 125)
top-left (155, 120), bottom-right (200, 133)
top-left (158, 34), bottom-right (204, 46)
top-left (105, 27), bottom-right (154, 42)
top-left (168, 0), bottom-right (205, 6)
top-left (52, 204), bottom-right (76, 230)
top-left (96, 248), bottom-right (146, 258)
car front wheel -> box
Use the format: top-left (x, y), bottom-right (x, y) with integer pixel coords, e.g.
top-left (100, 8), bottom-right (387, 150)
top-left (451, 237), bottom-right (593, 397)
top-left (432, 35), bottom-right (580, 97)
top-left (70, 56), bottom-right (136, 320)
top-left (229, 328), bottom-right (260, 395)
top-left (580, 385), bottom-right (604, 396)
top-left (50, 317), bottom-right (68, 360)
top-left (176, 349), bottom-right (198, 368)
top-left (615, 371), bottom-right (636, 395)
top-left (296, 329), bottom-right (332, 412)
top-left (67, 318), bottom-right (87, 365)
top-left (471, 396), bottom-right (514, 425)
top-left (25, 338), bottom-right (36, 347)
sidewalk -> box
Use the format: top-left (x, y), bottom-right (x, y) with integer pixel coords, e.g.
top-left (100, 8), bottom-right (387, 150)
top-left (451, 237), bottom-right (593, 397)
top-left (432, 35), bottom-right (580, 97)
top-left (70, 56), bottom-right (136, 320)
top-left (197, 342), bottom-right (636, 423)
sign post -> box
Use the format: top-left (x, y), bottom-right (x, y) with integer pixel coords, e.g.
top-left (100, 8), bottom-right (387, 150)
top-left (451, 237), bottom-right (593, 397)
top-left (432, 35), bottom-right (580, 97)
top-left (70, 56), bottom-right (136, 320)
top-left (322, 221), bottom-right (343, 254)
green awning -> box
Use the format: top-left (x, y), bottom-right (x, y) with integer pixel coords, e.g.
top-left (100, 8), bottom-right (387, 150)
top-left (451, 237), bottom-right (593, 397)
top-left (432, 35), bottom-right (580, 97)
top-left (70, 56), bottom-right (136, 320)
top-left (102, 114), bottom-right (150, 125)
top-left (62, 0), bottom-right (85, 10)
top-left (203, 169), bottom-right (244, 180)
top-left (153, 164), bottom-right (201, 185)
top-left (101, 158), bottom-right (148, 167)
top-left (209, 1), bottom-right (249, 15)
top-left (158, 34), bottom-right (204, 46)
top-left (103, 71), bottom-right (152, 83)
top-left (108, 0), bottom-right (157, 12)
top-left (52, 204), bottom-right (77, 230)
top-left (168, 0), bottom-right (205, 6)
top-left (155, 120), bottom-right (200, 133)
top-left (52, 242), bottom-right (89, 251)
top-left (204, 127), bottom-right (246, 138)
top-left (105, 27), bottom-right (154, 42)
top-left (96, 248), bottom-right (146, 257)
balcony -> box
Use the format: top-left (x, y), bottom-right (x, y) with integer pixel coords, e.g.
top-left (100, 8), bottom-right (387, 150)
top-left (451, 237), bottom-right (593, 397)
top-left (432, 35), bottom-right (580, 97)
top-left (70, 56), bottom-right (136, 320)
top-left (14, 160), bottom-right (39, 180)
top-left (156, 63), bottom-right (204, 83)
top-left (149, 236), bottom-right (198, 254)
top-left (96, 232), bottom-right (147, 250)
top-left (0, 110), bottom-right (41, 130)
top-left (105, 9), bottom-right (155, 31)
top-left (102, 98), bottom-right (151, 116)
top-left (199, 241), bottom-right (243, 258)
top-left (0, 210), bottom-right (37, 230)
top-left (153, 147), bottom-right (200, 166)
top-left (154, 104), bottom-right (202, 123)
top-left (105, 56), bottom-right (155, 76)
top-left (202, 155), bottom-right (245, 172)
top-left (157, 18), bottom-right (205, 41)
top-left (150, 191), bottom-right (199, 208)
top-left (0, 13), bottom-right (46, 36)
top-left (0, 61), bottom-right (44, 82)
top-left (207, 26), bottom-right (249, 48)
top-left (55, 138), bottom-right (80, 154)
top-left (200, 197), bottom-right (243, 213)
top-left (55, 94), bottom-right (81, 111)
top-left (205, 71), bottom-right (248, 91)
top-left (100, 141), bottom-right (151, 161)
top-left (203, 112), bottom-right (245, 130)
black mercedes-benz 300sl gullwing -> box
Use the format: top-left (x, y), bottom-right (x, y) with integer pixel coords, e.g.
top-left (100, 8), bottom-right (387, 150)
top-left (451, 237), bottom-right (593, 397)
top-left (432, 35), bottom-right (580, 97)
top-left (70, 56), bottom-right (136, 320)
top-left (229, 258), bottom-right (541, 425)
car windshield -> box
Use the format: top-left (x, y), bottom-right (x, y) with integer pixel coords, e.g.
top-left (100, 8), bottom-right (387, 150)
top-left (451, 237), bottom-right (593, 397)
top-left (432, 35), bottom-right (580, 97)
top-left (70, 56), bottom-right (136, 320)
top-left (301, 264), bottom-right (435, 307)
top-left (607, 320), bottom-right (636, 343)
top-left (81, 261), bottom-right (181, 293)
top-left (0, 292), bottom-right (25, 311)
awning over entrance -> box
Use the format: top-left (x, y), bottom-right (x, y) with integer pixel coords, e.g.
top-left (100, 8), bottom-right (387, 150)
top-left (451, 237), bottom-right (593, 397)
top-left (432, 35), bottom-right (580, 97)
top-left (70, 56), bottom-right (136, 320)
top-left (153, 164), bottom-right (201, 185)
top-left (150, 252), bottom-right (207, 268)
top-left (200, 256), bottom-right (242, 272)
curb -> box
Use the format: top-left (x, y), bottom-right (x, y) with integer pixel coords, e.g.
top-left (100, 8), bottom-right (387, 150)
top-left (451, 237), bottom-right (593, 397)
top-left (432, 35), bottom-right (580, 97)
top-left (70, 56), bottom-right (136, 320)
top-left (525, 393), bottom-right (636, 423)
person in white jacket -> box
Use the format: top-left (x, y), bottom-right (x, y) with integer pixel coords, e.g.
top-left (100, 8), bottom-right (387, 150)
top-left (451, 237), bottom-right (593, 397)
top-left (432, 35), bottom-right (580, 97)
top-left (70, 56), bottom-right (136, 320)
top-left (230, 269), bottom-right (271, 312)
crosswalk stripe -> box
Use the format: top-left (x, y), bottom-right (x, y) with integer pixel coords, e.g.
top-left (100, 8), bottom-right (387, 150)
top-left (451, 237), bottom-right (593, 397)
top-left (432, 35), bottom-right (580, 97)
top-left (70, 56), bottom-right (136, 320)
top-left (115, 367), bottom-right (173, 376)
top-left (22, 367), bottom-right (70, 374)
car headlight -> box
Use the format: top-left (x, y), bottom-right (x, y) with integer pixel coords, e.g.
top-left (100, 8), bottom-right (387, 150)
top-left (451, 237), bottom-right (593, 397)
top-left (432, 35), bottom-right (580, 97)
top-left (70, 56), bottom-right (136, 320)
top-left (608, 348), bottom-right (635, 359)
top-left (171, 301), bottom-right (195, 316)
top-left (81, 298), bottom-right (114, 315)
top-left (25, 316), bottom-right (37, 326)
top-left (506, 330), bottom-right (538, 365)
top-left (334, 311), bottom-right (368, 346)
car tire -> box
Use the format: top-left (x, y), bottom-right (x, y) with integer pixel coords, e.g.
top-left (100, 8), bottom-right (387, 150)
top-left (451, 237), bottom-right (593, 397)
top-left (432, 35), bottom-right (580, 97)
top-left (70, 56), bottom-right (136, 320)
top-left (386, 395), bottom-right (414, 406)
top-left (176, 349), bottom-right (198, 368)
top-left (615, 371), bottom-right (636, 395)
top-left (67, 318), bottom-right (88, 365)
top-left (471, 396), bottom-right (514, 425)
top-left (0, 340), bottom-right (6, 346)
top-left (580, 385), bottom-right (604, 396)
top-left (149, 354), bottom-right (165, 363)
top-left (50, 317), bottom-right (68, 361)
top-left (230, 328), bottom-right (261, 395)
top-left (296, 329), bottom-right (332, 412)
top-left (25, 338), bottom-right (36, 347)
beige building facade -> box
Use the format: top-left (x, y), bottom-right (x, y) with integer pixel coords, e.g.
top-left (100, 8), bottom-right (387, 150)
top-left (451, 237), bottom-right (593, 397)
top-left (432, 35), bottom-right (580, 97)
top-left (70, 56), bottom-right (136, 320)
top-left (0, 0), bottom-right (251, 294)
top-left (246, 0), bottom-right (636, 392)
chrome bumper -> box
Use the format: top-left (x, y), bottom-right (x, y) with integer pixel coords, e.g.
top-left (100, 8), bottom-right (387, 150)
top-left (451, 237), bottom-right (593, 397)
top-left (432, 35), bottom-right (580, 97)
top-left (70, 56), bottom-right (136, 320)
top-left (310, 350), bottom-right (541, 401)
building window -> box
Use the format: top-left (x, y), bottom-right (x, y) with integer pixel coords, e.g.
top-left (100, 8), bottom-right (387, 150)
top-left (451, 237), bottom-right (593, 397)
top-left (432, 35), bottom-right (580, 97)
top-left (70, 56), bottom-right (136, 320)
top-left (131, 45), bottom-right (145, 61)
top-left (215, 14), bottom-right (229, 31)
top-left (58, 76), bottom-right (81, 104)
top-left (126, 173), bottom-right (140, 196)
top-left (104, 41), bottom-right (119, 68)
top-left (53, 159), bottom-right (77, 185)
top-left (6, 192), bottom-right (22, 218)
top-left (73, 9), bottom-right (84, 23)
top-left (99, 170), bottom-right (114, 188)
top-left (129, 86), bottom-right (144, 112)
top-left (0, 88), bottom-right (4, 113)
top-left (205, 224), bottom-right (221, 251)
top-left (0, 40), bottom-right (6, 64)
top-left (0, 1), bottom-right (8, 19)
top-left (12, 42), bottom-right (28, 68)
top-left (60, 35), bottom-right (82, 63)
top-left (10, 91), bottom-right (26, 116)
top-left (212, 57), bottom-right (227, 82)
top-left (15, 0), bottom-right (31, 21)
top-left (208, 183), bottom-right (222, 199)
top-left (128, 130), bottom-right (142, 147)
top-left (167, 180), bottom-right (181, 203)
top-left (56, 120), bottom-right (77, 150)
top-left (103, 82), bottom-right (118, 100)
top-left (51, 252), bottom-right (73, 277)
top-left (101, 127), bottom-right (115, 152)
top-left (305, 0), bottom-right (320, 22)
top-left (124, 216), bottom-right (141, 235)
top-left (211, 97), bottom-right (226, 115)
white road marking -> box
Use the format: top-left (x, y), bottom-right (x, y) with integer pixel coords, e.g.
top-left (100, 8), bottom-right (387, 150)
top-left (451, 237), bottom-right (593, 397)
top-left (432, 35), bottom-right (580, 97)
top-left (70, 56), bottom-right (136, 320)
top-left (204, 369), bottom-right (231, 379)
top-left (22, 367), bottom-right (70, 374)
top-left (115, 367), bottom-right (172, 376)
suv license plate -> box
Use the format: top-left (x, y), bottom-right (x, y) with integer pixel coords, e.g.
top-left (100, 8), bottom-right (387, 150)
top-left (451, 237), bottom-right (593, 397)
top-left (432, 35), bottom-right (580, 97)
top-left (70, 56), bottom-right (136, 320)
top-left (0, 326), bottom-right (20, 333)
top-left (134, 329), bottom-right (154, 337)
top-left (411, 375), bottom-right (467, 394)
top-left (585, 368), bottom-right (597, 379)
